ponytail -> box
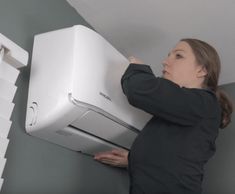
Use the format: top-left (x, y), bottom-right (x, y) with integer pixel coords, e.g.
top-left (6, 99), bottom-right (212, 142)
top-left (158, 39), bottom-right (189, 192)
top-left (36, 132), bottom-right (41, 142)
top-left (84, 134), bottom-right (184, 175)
top-left (216, 89), bottom-right (233, 129)
top-left (181, 38), bottom-right (233, 129)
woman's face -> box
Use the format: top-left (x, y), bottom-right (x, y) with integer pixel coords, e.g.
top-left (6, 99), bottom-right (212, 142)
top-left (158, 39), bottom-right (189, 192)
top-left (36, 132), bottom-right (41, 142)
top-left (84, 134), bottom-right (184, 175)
top-left (162, 41), bottom-right (206, 88)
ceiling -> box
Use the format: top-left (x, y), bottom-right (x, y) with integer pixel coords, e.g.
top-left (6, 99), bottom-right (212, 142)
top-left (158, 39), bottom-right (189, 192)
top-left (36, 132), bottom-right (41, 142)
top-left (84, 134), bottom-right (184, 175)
top-left (67, 0), bottom-right (235, 85)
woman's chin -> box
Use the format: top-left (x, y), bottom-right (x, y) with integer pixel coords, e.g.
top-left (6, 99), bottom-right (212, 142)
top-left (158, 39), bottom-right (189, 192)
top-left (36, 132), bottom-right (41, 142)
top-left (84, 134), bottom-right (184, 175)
top-left (162, 74), bottom-right (169, 79)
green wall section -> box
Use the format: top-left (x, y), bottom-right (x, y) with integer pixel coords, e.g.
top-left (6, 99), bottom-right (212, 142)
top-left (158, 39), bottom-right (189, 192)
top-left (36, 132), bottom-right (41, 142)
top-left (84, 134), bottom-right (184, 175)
top-left (0, 0), bottom-right (129, 193)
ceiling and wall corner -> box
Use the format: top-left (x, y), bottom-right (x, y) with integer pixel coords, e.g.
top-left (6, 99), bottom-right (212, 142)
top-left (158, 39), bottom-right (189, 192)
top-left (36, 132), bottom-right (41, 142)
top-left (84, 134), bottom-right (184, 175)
top-left (67, 0), bottom-right (235, 85)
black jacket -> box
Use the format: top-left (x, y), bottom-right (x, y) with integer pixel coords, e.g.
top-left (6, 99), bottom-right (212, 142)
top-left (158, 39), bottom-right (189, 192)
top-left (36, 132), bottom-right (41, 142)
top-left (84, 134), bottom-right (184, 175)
top-left (121, 64), bottom-right (221, 194)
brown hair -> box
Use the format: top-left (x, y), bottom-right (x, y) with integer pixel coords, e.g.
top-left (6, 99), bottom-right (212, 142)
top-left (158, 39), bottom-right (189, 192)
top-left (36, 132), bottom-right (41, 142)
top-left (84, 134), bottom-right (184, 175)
top-left (181, 38), bottom-right (233, 129)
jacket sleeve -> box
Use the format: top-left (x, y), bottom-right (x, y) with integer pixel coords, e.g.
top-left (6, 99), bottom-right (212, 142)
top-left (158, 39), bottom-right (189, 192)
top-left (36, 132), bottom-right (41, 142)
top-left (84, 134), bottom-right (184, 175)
top-left (121, 63), bottom-right (218, 126)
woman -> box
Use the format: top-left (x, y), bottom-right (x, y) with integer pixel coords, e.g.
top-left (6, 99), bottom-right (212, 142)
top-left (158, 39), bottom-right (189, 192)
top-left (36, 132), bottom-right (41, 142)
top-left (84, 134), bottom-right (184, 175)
top-left (94, 39), bottom-right (233, 194)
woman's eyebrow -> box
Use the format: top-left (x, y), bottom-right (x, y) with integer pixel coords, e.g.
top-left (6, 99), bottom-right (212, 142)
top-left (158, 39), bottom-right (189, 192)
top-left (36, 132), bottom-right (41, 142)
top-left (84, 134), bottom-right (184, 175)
top-left (168, 49), bottom-right (185, 56)
top-left (173, 49), bottom-right (185, 53)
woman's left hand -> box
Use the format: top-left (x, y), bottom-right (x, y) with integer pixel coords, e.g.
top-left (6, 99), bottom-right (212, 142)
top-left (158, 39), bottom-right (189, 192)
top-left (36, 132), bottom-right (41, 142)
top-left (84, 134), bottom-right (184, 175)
top-left (94, 149), bottom-right (129, 168)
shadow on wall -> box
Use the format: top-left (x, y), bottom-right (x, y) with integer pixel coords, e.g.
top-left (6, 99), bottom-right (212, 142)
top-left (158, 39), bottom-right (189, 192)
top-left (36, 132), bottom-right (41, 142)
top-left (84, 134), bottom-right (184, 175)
top-left (78, 153), bottom-right (129, 194)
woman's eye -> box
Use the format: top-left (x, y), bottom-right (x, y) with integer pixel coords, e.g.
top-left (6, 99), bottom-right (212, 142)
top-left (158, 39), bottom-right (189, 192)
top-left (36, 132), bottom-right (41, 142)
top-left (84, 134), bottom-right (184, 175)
top-left (175, 54), bottom-right (183, 59)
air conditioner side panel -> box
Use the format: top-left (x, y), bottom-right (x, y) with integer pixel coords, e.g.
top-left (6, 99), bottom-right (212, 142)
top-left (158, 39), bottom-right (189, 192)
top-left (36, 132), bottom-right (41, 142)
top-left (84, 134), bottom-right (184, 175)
top-left (26, 27), bottom-right (76, 133)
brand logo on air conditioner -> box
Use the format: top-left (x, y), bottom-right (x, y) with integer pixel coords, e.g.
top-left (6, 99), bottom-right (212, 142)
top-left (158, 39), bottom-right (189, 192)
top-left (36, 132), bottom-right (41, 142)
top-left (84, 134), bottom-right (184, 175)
top-left (99, 92), bottom-right (111, 101)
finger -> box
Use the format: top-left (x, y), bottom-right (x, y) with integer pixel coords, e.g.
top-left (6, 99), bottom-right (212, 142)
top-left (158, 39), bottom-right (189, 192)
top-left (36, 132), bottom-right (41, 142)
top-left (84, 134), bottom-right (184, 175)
top-left (99, 158), bottom-right (124, 167)
top-left (95, 149), bottom-right (123, 158)
top-left (95, 154), bottom-right (123, 161)
top-left (94, 150), bottom-right (114, 158)
top-left (111, 149), bottom-right (128, 156)
top-left (128, 56), bottom-right (136, 63)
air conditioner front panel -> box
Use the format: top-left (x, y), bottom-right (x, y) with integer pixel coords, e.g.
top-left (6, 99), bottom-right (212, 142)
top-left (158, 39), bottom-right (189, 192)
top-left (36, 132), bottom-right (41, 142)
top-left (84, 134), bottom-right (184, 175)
top-left (31, 125), bottom-right (122, 155)
top-left (70, 25), bottom-right (152, 130)
top-left (71, 110), bottom-right (138, 149)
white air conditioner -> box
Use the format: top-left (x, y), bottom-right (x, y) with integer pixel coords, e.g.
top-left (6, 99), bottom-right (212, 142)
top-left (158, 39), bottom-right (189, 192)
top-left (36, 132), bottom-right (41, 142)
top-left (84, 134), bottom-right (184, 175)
top-left (25, 25), bottom-right (152, 155)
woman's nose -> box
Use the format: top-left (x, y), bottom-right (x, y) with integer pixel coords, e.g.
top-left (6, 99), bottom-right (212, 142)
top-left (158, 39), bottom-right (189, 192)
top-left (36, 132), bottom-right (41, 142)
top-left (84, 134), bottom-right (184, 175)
top-left (162, 58), bottom-right (168, 67)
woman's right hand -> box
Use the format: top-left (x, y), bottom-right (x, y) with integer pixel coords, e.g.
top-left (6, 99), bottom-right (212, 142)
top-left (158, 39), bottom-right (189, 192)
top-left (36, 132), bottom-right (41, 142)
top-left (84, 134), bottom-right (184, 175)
top-left (128, 56), bottom-right (144, 64)
top-left (94, 149), bottom-right (129, 168)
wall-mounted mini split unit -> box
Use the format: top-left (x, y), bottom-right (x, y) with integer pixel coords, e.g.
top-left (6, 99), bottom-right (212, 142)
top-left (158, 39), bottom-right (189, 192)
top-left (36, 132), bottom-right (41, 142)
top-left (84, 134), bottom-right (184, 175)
top-left (25, 25), bottom-right (152, 155)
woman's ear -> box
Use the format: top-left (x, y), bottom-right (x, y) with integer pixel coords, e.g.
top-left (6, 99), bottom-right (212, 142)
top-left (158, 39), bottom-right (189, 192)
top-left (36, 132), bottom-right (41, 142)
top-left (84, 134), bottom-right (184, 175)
top-left (197, 66), bottom-right (207, 78)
